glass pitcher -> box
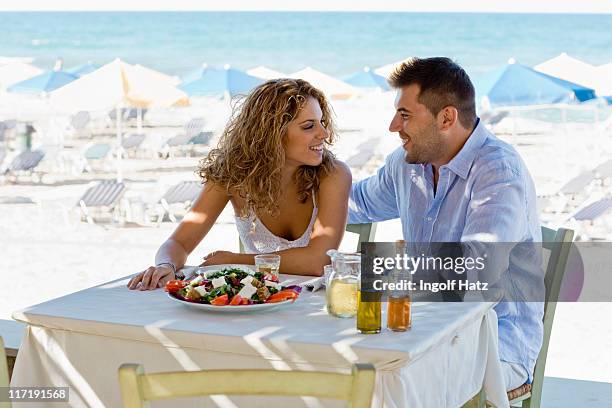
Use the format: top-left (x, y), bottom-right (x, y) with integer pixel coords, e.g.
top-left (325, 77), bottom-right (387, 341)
top-left (325, 250), bottom-right (360, 318)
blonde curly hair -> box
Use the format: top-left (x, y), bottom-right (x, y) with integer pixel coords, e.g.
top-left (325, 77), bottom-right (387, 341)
top-left (197, 78), bottom-right (337, 217)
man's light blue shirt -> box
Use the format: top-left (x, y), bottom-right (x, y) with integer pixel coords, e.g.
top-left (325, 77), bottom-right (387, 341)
top-left (349, 119), bottom-right (544, 381)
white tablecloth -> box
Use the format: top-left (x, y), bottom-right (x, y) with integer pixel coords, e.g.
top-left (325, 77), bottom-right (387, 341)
top-left (12, 275), bottom-right (508, 408)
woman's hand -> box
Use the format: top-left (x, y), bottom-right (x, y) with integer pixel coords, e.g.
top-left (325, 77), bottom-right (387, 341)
top-left (201, 250), bottom-right (244, 266)
top-left (127, 265), bottom-right (176, 290)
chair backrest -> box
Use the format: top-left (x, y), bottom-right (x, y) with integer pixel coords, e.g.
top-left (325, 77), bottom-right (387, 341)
top-left (238, 223), bottom-right (377, 254)
top-left (345, 223), bottom-right (377, 252)
top-left (188, 131), bottom-right (213, 145)
top-left (559, 171), bottom-right (594, 195)
top-left (570, 195), bottom-right (612, 222)
top-left (78, 180), bottom-right (126, 207)
top-left (528, 226), bottom-right (574, 405)
top-left (118, 363), bottom-right (375, 408)
top-left (184, 117), bottom-right (206, 138)
top-left (122, 134), bottom-right (146, 150)
top-left (162, 181), bottom-right (202, 205)
top-left (84, 143), bottom-right (111, 160)
top-left (71, 111), bottom-right (90, 130)
top-left (8, 150), bottom-right (44, 172)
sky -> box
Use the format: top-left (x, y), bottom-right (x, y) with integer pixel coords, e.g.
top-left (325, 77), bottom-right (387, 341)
top-left (1, 0), bottom-right (612, 13)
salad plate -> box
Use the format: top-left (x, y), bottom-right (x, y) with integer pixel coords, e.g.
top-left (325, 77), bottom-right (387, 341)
top-left (166, 264), bottom-right (300, 313)
top-left (167, 293), bottom-right (294, 313)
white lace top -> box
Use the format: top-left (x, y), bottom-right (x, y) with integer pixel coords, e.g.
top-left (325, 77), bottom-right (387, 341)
top-left (235, 192), bottom-right (318, 254)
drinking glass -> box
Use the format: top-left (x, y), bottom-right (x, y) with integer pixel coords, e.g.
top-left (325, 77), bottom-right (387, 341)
top-left (254, 254), bottom-right (281, 279)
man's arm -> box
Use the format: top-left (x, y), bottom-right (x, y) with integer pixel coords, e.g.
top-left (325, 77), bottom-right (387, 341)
top-left (460, 161), bottom-right (541, 292)
top-left (348, 149), bottom-right (401, 223)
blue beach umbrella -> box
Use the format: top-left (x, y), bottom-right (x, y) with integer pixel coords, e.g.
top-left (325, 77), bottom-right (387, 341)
top-left (344, 66), bottom-right (389, 91)
top-left (474, 59), bottom-right (597, 108)
top-left (8, 70), bottom-right (78, 94)
top-left (179, 64), bottom-right (263, 98)
top-left (65, 62), bottom-right (100, 77)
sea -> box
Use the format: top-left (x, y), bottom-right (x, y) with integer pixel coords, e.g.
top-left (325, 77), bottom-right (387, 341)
top-left (1, 11), bottom-right (611, 79)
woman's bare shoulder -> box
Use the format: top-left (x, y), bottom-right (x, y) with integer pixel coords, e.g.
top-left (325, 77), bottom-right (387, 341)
top-left (322, 159), bottom-right (352, 186)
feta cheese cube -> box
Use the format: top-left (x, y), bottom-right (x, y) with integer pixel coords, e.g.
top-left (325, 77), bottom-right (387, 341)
top-left (240, 275), bottom-right (254, 286)
top-left (211, 276), bottom-right (227, 288)
top-left (237, 283), bottom-right (257, 299)
top-left (189, 276), bottom-right (204, 286)
top-left (194, 286), bottom-right (209, 297)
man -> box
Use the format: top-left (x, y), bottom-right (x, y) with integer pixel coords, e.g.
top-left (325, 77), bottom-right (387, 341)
top-left (349, 57), bottom-right (544, 392)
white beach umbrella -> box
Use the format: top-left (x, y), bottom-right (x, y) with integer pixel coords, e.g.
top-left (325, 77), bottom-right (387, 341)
top-left (50, 58), bottom-right (189, 180)
top-left (247, 65), bottom-right (287, 80)
top-left (534, 53), bottom-right (598, 90)
top-left (595, 62), bottom-right (612, 97)
top-left (0, 62), bottom-right (43, 90)
top-left (50, 58), bottom-right (189, 112)
top-left (374, 59), bottom-right (407, 78)
top-left (0, 56), bottom-right (34, 66)
top-left (289, 67), bottom-right (360, 100)
top-left (133, 64), bottom-right (181, 86)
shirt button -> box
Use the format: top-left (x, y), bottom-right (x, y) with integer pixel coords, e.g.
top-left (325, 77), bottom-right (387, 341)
top-left (427, 217), bottom-right (432, 221)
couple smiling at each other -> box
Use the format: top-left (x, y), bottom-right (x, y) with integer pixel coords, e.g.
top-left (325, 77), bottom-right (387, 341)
top-left (129, 57), bottom-right (544, 394)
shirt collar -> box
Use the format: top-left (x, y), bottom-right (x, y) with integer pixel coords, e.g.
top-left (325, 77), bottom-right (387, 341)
top-left (443, 118), bottom-right (488, 180)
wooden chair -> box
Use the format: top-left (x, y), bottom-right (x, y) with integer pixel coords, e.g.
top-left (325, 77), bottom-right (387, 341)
top-left (238, 223), bottom-right (377, 254)
top-left (1, 336), bottom-right (11, 408)
top-left (345, 223), bottom-right (377, 252)
top-left (465, 226), bottom-right (574, 408)
top-left (118, 363), bottom-right (375, 408)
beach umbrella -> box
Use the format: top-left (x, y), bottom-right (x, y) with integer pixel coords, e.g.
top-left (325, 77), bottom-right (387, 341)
top-left (374, 59), bottom-right (407, 78)
top-left (0, 56), bottom-right (34, 66)
top-left (289, 67), bottom-right (360, 100)
top-left (133, 64), bottom-right (180, 86)
top-left (51, 58), bottom-right (189, 111)
top-left (344, 67), bottom-right (389, 91)
top-left (534, 53), bottom-right (598, 90)
top-left (50, 58), bottom-right (189, 181)
top-left (65, 62), bottom-right (101, 78)
top-left (179, 64), bottom-right (263, 98)
top-left (7, 70), bottom-right (78, 94)
top-left (474, 59), bottom-right (597, 109)
top-left (0, 62), bottom-right (43, 90)
top-left (247, 65), bottom-right (287, 80)
top-left (595, 62), bottom-right (612, 97)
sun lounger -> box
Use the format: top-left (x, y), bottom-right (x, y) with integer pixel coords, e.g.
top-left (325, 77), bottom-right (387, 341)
top-left (594, 159), bottom-right (612, 181)
top-left (81, 143), bottom-right (113, 173)
top-left (560, 195), bottom-right (612, 240)
top-left (78, 180), bottom-right (127, 224)
top-left (570, 195), bottom-right (612, 222)
top-left (4, 149), bottom-right (45, 182)
top-left (70, 111), bottom-right (91, 138)
top-left (559, 171), bottom-right (596, 196)
top-left (151, 180), bottom-right (202, 225)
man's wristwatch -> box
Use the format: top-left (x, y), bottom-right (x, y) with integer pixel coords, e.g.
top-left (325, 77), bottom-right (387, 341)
top-left (156, 262), bottom-right (185, 280)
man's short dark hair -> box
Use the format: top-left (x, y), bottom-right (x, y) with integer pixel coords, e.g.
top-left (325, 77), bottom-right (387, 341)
top-left (388, 57), bottom-right (477, 129)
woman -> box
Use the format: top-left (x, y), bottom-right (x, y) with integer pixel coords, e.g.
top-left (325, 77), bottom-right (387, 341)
top-left (128, 79), bottom-right (351, 290)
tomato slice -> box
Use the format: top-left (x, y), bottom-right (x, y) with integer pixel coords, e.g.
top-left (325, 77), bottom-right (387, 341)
top-left (266, 290), bottom-right (298, 303)
top-left (165, 280), bottom-right (187, 293)
top-left (229, 295), bottom-right (243, 305)
top-left (241, 297), bottom-right (250, 305)
top-left (263, 274), bottom-right (279, 283)
top-left (211, 294), bottom-right (229, 306)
